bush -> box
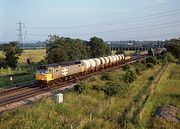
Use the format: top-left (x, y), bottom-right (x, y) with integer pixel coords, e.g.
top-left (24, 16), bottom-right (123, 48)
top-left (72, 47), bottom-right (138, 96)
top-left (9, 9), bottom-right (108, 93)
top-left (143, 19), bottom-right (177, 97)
top-left (123, 64), bottom-right (130, 71)
top-left (163, 52), bottom-right (176, 63)
top-left (104, 81), bottom-right (121, 96)
top-left (124, 70), bottom-right (136, 83)
top-left (141, 59), bottom-right (146, 64)
top-left (135, 68), bottom-right (141, 75)
top-left (148, 76), bottom-right (155, 81)
top-left (101, 72), bottom-right (111, 80)
top-left (92, 84), bottom-right (104, 92)
top-left (146, 63), bottom-right (154, 68)
top-left (146, 57), bottom-right (157, 65)
top-left (74, 82), bottom-right (87, 93)
top-left (135, 62), bottom-right (146, 71)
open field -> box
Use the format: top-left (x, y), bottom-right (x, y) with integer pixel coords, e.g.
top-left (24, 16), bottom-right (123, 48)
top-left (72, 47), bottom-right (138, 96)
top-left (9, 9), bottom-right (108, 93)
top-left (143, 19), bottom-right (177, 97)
top-left (1, 62), bottom-right (176, 128)
top-left (0, 49), bottom-right (46, 64)
top-left (18, 49), bottom-right (46, 63)
top-left (0, 49), bottom-right (46, 88)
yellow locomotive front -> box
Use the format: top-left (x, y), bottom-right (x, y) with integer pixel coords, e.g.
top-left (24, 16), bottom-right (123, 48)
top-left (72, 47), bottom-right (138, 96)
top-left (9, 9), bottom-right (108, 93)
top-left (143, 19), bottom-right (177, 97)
top-left (35, 66), bottom-right (53, 84)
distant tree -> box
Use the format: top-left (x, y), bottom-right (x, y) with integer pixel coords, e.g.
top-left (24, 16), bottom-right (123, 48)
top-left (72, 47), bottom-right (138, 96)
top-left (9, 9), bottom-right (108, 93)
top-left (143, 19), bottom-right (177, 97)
top-left (2, 42), bottom-right (22, 68)
top-left (0, 57), bottom-right (5, 68)
top-left (47, 47), bottom-right (69, 63)
top-left (46, 35), bottom-right (90, 63)
top-left (166, 38), bottom-right (180, 59)
top-left (0, 44), bottom-right (5, 50)
top-left (88, 37), bottom-right (111, 58)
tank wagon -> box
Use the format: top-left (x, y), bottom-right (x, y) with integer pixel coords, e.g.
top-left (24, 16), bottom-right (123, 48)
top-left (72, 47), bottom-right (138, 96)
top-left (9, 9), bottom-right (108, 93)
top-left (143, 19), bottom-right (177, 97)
top-left (35, 52), bottom-right (149, 86)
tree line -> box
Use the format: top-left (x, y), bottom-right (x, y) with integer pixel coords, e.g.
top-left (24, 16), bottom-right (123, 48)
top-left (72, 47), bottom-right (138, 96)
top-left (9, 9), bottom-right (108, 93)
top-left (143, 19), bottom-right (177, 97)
top-left (0, 36), bottom-right (179, 68)
top-left (0, 42), bottom-right (22, 68)
top-left (45, 35), bottom-right (111, 63)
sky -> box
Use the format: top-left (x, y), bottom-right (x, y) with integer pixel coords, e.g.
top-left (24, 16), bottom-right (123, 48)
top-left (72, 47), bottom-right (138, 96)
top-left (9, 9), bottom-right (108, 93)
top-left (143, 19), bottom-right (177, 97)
top-left (0, 0), bottom-right (180, 42)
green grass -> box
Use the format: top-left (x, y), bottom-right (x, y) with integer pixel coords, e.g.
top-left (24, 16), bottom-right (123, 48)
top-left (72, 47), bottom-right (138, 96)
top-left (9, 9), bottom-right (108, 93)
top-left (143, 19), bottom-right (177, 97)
top-left (139, 63), bottom-right (180, 129)
top-left (0, 73), bottom-right (34, 88)
top-left (0, 64), bottom-right (164, 128)
top-left (0, 49), bottom-right (46, 63)
top-left (0, 49), bottom-right (46, 88)
top-left (18, 49), bottom-right (46, 63)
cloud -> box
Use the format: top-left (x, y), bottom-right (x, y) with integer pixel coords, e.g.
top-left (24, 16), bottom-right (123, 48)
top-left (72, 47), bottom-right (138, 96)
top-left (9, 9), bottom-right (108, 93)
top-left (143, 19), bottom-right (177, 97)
top-left (140, 0), bottom-right (169, 6)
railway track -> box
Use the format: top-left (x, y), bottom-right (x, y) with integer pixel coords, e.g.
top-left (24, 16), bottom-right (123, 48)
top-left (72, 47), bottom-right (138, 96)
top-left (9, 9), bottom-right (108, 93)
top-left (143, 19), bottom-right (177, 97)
top-left (0, 56), bottom-right (149, 111)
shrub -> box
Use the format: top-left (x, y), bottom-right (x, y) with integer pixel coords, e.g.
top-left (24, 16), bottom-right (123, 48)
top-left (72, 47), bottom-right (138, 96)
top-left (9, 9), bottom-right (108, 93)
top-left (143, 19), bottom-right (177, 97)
top-left (124, 70), bottom-right (136, 83)
top-left (135, 62), bottom-right (146, 71)
top-left (146, 57), bottom-right (157, 65)
top-left (92, 84), bottom-right (104, 92)
top-left (101, 72), bottom-right (111, 80)
top-left (135, 68), bottom-right (141, 75)
top-left (123, 64), bottom-right (130, 71)
top-left (146, 63), bottom-right (154, 68)
top-left (91, 76), bottom-right (98, 81)
top-left (104, 81), bottom-right (121, 96)
top-left (141, 59), bottom-right (146, 64)
top-left (148, 76), bottom-right (155, 81)
top-left (163, 52), bottom-right (176, 63)
top-left (74, 82), bottom-right (87, 93)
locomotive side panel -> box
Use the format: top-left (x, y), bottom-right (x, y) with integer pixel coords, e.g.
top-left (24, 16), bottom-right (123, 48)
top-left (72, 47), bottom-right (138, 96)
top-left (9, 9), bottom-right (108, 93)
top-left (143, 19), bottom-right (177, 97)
top-left (59, 64), bottom-right (82, 77)
top-left (52, 67), bottom-right (61, 79)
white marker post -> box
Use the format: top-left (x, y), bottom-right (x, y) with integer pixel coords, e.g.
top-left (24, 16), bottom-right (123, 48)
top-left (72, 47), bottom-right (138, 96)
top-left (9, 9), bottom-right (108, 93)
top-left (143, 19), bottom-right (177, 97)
top-left (9, 76), bottom-right (13, 86)
top-left (55, 93), bottom-right (63, 103)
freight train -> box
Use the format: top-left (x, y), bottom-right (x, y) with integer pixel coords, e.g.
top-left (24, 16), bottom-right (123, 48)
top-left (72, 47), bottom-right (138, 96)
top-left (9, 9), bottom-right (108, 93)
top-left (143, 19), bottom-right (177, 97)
top-left (35, 50), bottom-right (160, 86)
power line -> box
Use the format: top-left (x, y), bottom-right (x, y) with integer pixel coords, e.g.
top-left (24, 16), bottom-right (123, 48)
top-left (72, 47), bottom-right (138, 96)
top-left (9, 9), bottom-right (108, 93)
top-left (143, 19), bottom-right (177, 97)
top-left (26, 9), bottom-right (180, 30)
top-left (26, 21), bottom-right (180, 38)
top-left (60, 21), bottom-right (180, 36)
top-left (126, 32), bottom-right (180, 40)
top-left (27, 31), bottom-right (180, 41)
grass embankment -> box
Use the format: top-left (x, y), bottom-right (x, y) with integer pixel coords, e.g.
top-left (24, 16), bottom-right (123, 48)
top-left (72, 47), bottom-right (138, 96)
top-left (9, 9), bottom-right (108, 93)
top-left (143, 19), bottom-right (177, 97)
top-left (0, 67), bottom-right (34, 88)
top-left (0, 49), bottom-right (46, 88)
top-left (0, 63), bottom-right (164, 128)
top-left (139, 63), bottom-right (180, 129)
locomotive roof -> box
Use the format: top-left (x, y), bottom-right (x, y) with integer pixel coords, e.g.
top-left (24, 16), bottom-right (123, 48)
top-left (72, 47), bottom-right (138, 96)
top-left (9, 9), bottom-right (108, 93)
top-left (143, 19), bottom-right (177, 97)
top-left (41, 60), bottom-right (81, 68)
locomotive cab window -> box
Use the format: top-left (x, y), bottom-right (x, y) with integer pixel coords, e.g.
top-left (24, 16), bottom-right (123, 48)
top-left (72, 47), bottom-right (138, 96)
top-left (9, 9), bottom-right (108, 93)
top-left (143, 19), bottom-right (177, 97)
top-left (36, 69), bottom-right (48, 74)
